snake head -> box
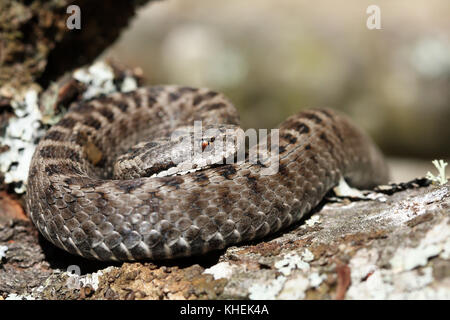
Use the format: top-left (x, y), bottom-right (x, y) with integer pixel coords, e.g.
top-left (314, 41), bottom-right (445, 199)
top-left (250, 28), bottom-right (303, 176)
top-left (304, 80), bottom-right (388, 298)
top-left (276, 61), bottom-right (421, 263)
top-left (113, 124), bottom-right (245, 179)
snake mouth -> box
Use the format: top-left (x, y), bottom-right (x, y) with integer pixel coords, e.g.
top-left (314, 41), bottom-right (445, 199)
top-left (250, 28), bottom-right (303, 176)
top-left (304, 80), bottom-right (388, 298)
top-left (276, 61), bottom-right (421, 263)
top-left (142, 161), bottom-right (178, 177)
top-left (148, 151), bottom-right (238, 178)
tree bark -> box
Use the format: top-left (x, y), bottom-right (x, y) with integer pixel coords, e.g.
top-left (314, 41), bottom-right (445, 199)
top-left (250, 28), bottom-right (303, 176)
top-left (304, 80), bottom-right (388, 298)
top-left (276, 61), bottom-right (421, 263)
top-left (0, 0), bottom-right (153, 90)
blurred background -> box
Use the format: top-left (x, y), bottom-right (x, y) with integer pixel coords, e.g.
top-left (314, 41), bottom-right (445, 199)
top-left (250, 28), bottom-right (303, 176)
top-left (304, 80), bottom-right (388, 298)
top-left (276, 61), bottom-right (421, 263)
top-left (104, 0), bottom-right (450, 182)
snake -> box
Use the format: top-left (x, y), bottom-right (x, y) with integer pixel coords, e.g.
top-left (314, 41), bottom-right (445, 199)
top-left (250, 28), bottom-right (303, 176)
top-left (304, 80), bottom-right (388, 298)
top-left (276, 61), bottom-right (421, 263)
top-left (26, 85), bottom-right (389, 261)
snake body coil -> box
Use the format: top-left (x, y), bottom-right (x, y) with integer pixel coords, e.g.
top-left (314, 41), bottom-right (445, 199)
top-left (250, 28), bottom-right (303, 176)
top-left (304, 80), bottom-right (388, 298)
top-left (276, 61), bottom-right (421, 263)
top-left (26, 86), bottom-right (389, 261)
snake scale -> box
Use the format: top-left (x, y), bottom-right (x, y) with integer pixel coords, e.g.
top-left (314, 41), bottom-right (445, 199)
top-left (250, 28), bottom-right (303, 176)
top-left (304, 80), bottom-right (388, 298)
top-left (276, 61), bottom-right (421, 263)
top-left (26, 85), bottom-right (389, 261)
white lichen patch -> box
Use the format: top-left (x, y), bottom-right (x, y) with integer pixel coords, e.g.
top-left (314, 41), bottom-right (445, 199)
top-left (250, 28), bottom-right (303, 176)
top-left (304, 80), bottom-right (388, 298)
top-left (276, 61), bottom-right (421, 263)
top-left (0, 245), bottom-right (8, 261)
top-left (248, 268), bottom-right (325, 299)
top-left (347, 267), bottom-right (449, 299)
top-left (365, 186), bottom-right (448, 227)
top-left (301, 248), bottom-right (314, 262)
top-left (73, 61), bottom-right (120, 99)
top-left (390, 267), bottom-right (434, 293)
top-left (277, 275), bottom-right (309, 299)
top-left (347, 227), bottom-right (450, 300)
top-left (204, 262), bottom-right (234, 280)
top-left (78, 271), bottom-right (102, 290)
top-left (247, 250), bottom-right (325, 300)
top-left (349, 248), bottom-right (379, 283)
top-left (308, 272), bottom-right (326, 288)
top-left (390, 218), bottom-right (450, 272)
top-left (66, 266), bottom-right (112, 291)
top-left (248, 275), bottom-right (286, 300)
top-left (274, 252), bottom-right (310, 276)
top-left (347, 269), bottom-right (393, 299)
top-left (5, 293), bottom-right (35, 300)
top-left (304, 215), bottom-right (321, 227)
top-left (0, 89), bottom-right (44, 193)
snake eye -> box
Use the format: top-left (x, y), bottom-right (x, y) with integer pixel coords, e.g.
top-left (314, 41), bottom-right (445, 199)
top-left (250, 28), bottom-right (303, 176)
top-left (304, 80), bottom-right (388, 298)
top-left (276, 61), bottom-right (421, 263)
top-left (201, 141), bottom-right (210, 151)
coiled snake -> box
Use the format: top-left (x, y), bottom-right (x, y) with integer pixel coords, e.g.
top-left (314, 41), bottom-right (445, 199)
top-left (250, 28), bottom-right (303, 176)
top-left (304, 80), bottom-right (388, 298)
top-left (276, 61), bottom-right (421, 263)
top-left (26, 86), bottom-right (389, 261)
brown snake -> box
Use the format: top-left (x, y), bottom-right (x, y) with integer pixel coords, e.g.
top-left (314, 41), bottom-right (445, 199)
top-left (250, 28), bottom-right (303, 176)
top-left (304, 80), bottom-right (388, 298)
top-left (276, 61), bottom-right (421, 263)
top-left (26, 85), bottom-right (389, 261)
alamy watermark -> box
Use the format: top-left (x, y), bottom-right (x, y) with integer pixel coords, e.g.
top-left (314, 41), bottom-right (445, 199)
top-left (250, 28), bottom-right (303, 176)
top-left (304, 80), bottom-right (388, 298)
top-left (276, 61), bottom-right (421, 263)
top-left (366, 5), bottom-right (381, 30)
top-left (66, 265), bottom-right (97, 290)
top-left (168, 121), bottom-right (280, 175)
top-left (66, 4), bottom-right (381, 31)
top-left (66, 5), bottom-right (81, 30)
